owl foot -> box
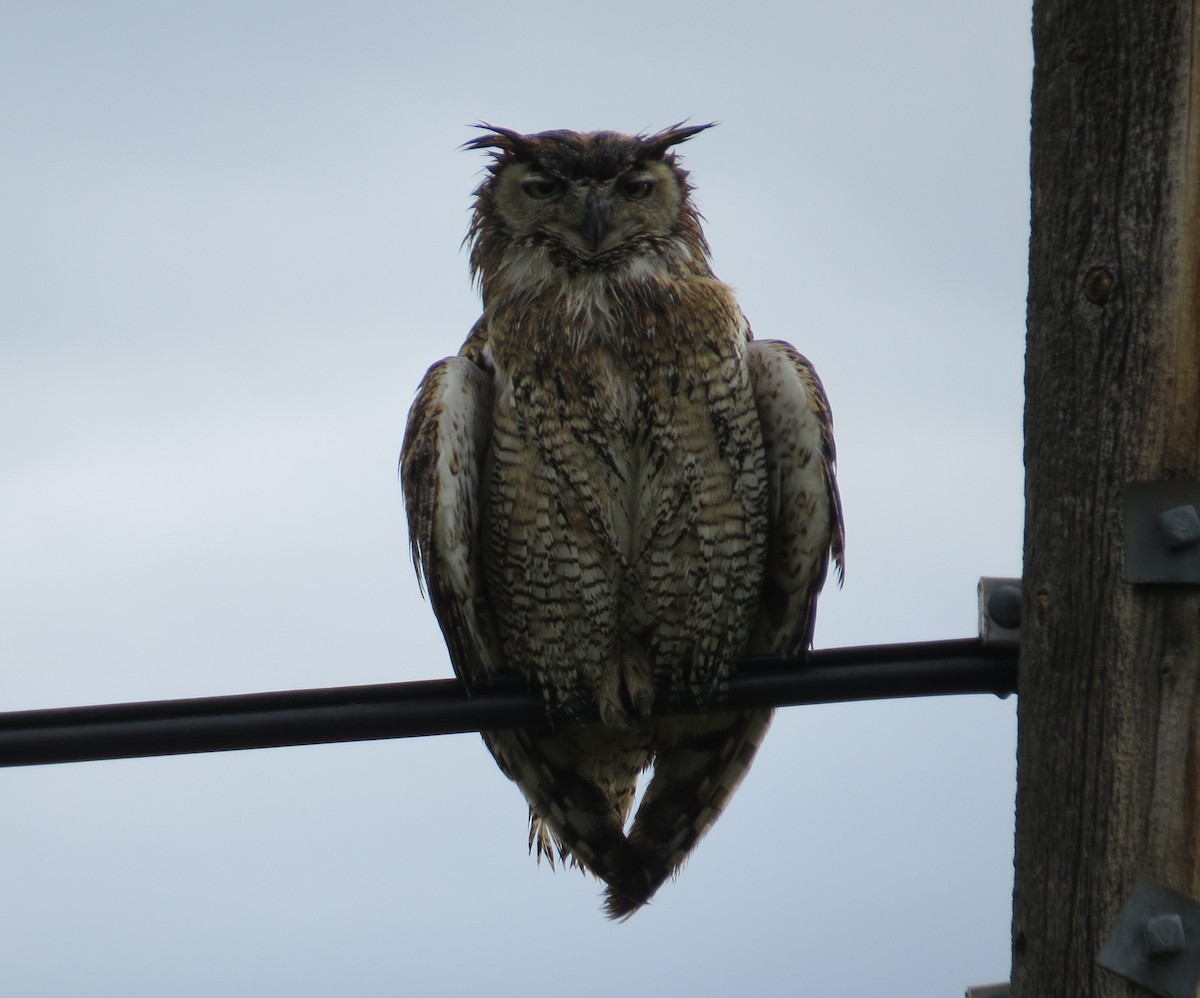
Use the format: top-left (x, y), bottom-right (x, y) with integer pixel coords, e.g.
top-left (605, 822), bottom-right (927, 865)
top-left (597, 643), bottom-right (655, 728)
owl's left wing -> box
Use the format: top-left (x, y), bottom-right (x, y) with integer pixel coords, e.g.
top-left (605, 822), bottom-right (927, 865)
top-left (746, 338), bottom-right (844, 655)
top-left (607, 339), bottom-right (845, 919)
top-left (400, 354), bottom-right (501, 684)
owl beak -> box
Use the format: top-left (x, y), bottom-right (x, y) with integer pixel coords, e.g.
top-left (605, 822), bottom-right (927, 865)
top-left (580, 190), bottom-right (607, 253)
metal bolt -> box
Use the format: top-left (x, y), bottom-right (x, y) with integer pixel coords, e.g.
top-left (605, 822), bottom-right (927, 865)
top-left (986, 585), bottom-right (1022, 630)
top-left (1145, 913), bottom-right (1186, 956)
top-left (1158, 505), bottom-right (1200, 550)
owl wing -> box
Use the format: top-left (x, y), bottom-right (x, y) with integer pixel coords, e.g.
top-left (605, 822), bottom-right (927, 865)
top-left (403, 355), bottom-right (656, 901)
top-left (606, 338), bottom-right (845, 919)
top-left (400, 354), bottom-right (501, 685)
top-left (746, 338), bottom-right (844, 655)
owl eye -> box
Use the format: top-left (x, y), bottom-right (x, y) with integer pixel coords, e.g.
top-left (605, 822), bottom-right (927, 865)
top-left (521, 176), bottom-right (565, 200)
top-left (618, 177), bottom-right (655, 200)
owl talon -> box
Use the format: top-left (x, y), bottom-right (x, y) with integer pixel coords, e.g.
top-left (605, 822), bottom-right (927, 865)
top-left (597, 643), bottom-right (655, 727)
top-left (597, 691), bottom-right (631, 730)
top-left (623, 663), bottom-right (655, 720)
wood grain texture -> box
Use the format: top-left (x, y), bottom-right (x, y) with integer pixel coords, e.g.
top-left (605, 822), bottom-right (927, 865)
top-left (1013, 1), bottom-right (1200, 994)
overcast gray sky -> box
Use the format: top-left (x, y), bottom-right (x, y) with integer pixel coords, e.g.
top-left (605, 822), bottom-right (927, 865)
top-left (1, 3), bottom-right (1029, 995)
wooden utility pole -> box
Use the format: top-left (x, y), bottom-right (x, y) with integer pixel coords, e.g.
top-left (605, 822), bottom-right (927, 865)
top-left (1013, 1), bottom-right (1200, 995)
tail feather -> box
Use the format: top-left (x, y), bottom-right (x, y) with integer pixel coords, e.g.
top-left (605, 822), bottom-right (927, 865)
top-left (483, 711), bottom-right (772, 919)
top-left (483, 726), bottom-right (654, 906)
top-left (603, 708), bottom-right (774, 919)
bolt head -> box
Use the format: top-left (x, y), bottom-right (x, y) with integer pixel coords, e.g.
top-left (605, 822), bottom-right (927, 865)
top-left (1158, 505), bottom-right (1200, 550)
top-left (986, 585), bottom-right (1022, 630)
top-left (1145, 913), bottom-right (1186, 956)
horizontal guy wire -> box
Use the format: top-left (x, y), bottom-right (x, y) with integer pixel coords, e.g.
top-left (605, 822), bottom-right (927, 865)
top-left (0, 639), bottom-right (1016, 768)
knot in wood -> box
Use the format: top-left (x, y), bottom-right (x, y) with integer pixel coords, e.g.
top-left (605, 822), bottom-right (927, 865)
top-left (1083, 266), bottom-right (1117, 306)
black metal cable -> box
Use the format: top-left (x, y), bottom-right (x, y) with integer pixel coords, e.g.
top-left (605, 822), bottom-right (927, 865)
top-left (0, 638), bottom-right (1016, 768)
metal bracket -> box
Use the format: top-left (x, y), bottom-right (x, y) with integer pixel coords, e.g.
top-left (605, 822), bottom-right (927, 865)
top-left (978, 577), bottom-right (1021, 647)
top-left (1097, 876), bottom-right (1200, 998)
top-left (1124, 482), bottom-right (1200, 584)
top-left (964, 984), bottom-right (1009, 998)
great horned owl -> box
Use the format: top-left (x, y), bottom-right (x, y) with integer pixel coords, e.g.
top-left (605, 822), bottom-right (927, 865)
top-left (401, 123), bottom-right (843, 918)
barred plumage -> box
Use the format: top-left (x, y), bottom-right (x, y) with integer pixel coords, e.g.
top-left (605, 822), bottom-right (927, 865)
top-left (401, 124), bottom-right (843, 918)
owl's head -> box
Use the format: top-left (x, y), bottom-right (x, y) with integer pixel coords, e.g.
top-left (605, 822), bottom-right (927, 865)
top-left (465, 123), bottom-right (714, 298)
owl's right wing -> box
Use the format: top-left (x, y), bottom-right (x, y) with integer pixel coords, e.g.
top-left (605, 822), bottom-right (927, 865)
top-left (400, 354), bottom-right (502, 685)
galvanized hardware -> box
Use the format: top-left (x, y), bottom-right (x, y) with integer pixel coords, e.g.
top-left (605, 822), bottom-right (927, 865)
top-left (1097, 876), bottom-right (1200, 998)
top-left (1158, 506), bottom-right (1200, 550)
top-left (978, 577), bottom-right (1021, 646)
top-left (1124, 482), bottom-right (1200, 583)
top-left (1146, 913), bottom-right (1187, 956)
top-left (964, 984), bottom-right (1009, 998)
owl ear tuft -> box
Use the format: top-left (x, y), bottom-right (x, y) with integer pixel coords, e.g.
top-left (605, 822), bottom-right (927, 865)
top-left (463, 124), bottom-right (539, 162)
top-left (637, 121), bottom-right (716, 160)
